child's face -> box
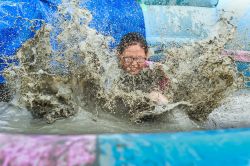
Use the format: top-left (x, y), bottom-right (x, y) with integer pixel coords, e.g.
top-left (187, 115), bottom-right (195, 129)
top-left (119, 44), bottom-right (147, 75)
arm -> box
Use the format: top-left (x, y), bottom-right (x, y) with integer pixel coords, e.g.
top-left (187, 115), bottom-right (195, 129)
top-left (145, 61), bottom-right (170, 105)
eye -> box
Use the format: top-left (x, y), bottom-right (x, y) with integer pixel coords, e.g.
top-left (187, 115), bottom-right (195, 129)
top-left (123, 57), bottom-right (133, 63)
top-left (136, 57), bottom-right (146, 63)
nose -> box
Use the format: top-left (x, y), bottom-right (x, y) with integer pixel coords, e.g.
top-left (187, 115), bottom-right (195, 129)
top-left (131, 60), bottom-right (138, 68)
top-left (131, 60), bottom-right (138, 67)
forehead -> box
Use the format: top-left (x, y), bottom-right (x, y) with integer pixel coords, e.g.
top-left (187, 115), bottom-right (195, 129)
top-left (122, 44), bottom-right (146, 57)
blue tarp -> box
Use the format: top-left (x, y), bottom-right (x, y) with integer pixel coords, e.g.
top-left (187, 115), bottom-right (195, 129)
top-left (0, 0), bottom-right (146, 83)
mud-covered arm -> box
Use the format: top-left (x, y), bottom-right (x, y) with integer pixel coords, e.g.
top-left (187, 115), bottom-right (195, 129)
top-left (146, 62), bottom-right (170, 105)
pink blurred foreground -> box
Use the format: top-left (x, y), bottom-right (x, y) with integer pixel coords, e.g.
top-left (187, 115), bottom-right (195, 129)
top-left (222, 50), bottom-right (250, 62)
top-left (0, 134), bottom-right (96, 166)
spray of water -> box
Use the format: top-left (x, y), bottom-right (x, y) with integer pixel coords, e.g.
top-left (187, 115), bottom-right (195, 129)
top-left (4, 1), bottom-right (242, 125)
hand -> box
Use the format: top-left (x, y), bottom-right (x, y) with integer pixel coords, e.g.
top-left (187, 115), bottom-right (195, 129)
top-left (148, 91), bottom-right (168, 106)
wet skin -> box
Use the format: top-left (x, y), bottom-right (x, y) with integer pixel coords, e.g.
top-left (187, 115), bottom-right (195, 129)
top-left (119, 44), bottom-right (147, 75)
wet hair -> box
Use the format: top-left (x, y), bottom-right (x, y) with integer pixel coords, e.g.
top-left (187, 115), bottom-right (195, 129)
top-left (117, 32), bottom-right (148, 55)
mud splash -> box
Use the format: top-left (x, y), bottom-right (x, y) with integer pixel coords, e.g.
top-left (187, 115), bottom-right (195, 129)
top-left (163, 18), bottom-right (242, 121)
top-left (4, 1), bottom-right (241, 125)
